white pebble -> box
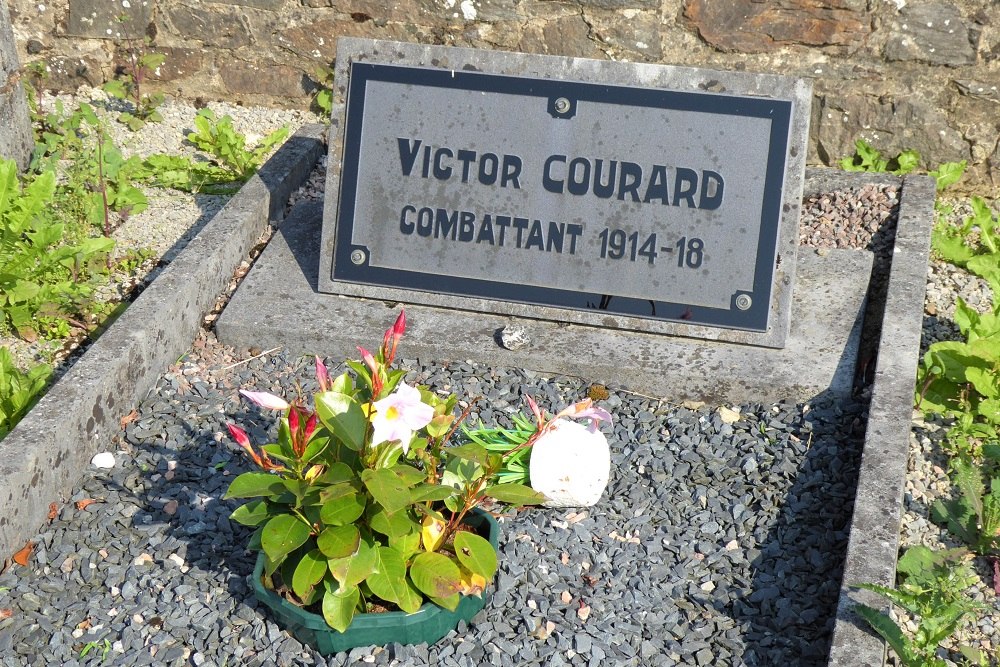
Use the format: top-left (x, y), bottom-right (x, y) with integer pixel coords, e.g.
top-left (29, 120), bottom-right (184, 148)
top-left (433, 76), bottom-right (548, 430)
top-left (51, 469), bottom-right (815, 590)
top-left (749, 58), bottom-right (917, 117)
top-left (91, 452), bottom-right (116, 468)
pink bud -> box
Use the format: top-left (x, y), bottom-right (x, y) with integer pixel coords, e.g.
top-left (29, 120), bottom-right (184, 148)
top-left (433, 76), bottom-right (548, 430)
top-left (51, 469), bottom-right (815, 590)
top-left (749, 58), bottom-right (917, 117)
top-left (239, 390), bottom-right (290, 411)
top-left (315, 356), bottom-right (330, 391)
top-left (288, 405), bottom-right (301, 434)
top-left (357, 346), bottom-right (377, 374)
top-left (226, 423), bottom-right (251, 448)
top-left (304, 413), bottom-right (318, 442)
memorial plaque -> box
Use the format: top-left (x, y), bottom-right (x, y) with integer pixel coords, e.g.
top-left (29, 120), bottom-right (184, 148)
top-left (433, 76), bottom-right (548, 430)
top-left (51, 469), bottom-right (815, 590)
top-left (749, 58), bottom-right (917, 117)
top-left (320, 39), bottom-right (811, 348)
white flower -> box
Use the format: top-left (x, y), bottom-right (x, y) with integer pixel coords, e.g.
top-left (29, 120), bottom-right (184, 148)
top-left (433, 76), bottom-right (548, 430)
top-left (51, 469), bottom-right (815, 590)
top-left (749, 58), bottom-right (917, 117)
top-left (369, 382), bottom-right (434, 453)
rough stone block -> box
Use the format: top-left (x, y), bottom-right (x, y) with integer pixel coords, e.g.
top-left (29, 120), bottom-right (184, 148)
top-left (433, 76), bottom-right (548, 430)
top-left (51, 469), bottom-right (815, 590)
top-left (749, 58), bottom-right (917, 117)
top-left (0, 0), bottom-right (32, 170)
top-left (164, 2), bottom-right (252, 49)
top-left (812, 91), bottom-right (969, 169)
top-left (220, 61), bottom-right (308, 98)
top-left (883, 1), bottom-right (979, 67)
top-left (518, 16), bottom-right (602, 59)
top-left (592, 8), bottom-right (662, 59)
top-left (66, 0), bottom-right (152, 39)
top-left (146, 46), bottom-right (204, 83)
top-left (216, 195), bottom-right (871, 405)
top-left (683, 0), bottom-right (871, 54)
top-left (208, 0), bottom-right (286, 9)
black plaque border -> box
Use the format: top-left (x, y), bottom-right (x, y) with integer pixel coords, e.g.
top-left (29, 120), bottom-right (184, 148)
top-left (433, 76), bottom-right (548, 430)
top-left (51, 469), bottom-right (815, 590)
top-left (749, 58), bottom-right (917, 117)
top-left (332, 62), bottom-right (792, 332)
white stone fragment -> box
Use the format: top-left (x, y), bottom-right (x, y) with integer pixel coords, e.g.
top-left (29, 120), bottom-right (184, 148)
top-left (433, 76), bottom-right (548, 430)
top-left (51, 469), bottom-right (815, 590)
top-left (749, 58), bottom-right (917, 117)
top-left (91, 452), bottom-right (116, 468)
top-left (529, 419), bottom-right (610, 508)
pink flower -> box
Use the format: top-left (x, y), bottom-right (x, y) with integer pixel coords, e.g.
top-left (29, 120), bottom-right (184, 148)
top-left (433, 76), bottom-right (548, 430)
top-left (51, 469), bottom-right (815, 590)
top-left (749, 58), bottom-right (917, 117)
top-left (556, 399), bottom-right (613, 432)
top-left (239, 390), bottom-right (290, 411)
top-left (369, 382), bottom-right (434, 453)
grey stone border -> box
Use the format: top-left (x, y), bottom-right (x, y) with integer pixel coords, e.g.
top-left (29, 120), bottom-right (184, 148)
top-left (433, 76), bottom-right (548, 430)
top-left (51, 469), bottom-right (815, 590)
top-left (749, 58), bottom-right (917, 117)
top-left (827, 174), bottom-right (936, 667)
top-left (0, 124), bottom-right (326, 561)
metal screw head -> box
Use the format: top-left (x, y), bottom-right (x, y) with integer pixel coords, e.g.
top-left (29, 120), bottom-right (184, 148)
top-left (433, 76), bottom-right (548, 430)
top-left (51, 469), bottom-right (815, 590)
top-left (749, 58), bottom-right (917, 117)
top-left (350, 249), bottom-right (366, 265)
top-left (735, 294), bottom-right (752, 311)
top-left (554, 97), bottom-right (571, 114)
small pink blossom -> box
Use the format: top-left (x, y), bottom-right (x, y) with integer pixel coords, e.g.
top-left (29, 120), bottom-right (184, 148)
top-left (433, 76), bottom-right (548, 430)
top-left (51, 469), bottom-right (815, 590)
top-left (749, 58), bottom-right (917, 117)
top-left (239, 390), bottom-right (290, 411)
top-left (369, 382), bottom-right (434, 453)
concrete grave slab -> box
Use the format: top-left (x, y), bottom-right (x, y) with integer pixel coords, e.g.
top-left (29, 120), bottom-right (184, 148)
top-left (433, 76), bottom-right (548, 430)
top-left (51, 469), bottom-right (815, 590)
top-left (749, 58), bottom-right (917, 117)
top-left (217, 171), bottom-right (871, 406)
top-left (319, 38), bottom-right (813, 349)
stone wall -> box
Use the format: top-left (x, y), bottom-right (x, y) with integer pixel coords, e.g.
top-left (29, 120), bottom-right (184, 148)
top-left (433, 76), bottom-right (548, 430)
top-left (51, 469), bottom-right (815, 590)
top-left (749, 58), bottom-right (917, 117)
top-left (6, 0), bottom-right (999, 194)
top-left (1, 0), bottom-right (33, 170)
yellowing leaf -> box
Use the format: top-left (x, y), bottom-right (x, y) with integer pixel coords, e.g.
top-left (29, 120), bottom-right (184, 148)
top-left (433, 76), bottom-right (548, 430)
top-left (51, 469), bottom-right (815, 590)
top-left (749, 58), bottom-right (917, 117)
top-left (421, 515), bottom-right (447, 552)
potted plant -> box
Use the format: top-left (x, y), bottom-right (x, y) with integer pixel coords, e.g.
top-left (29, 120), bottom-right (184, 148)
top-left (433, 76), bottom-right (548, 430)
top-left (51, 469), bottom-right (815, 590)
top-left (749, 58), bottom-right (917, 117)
top-left (223, 311), bottom-right (612, 653)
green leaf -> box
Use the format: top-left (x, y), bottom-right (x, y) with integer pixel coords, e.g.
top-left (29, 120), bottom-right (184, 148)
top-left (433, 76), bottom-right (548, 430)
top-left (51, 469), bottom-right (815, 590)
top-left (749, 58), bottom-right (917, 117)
top-left (291, 549), bottom-right (328, 600)
top-left (892, 149), bottom-right (920, 175)
top-left (316, 524), bottom-right (360, 559)
top-left (230, 499), bottom-right (273, 526)
top-left (486, 483), bottom-right (547, 507)
top-left (409, 484), bottom-right (456, 504)
top-left (322, 580), bottom-right (360, 632)
top-left (409, 551), bottom-right (462, 600)
top-left (224, 472), bottom-right (284, 499)
top-left (929, 160), bottom-right (966, 191)
top-left (319, 484), bottom-right (366, 526)
top-left (315, 391), bottom-right (367, 451)
top-left (366, 545), bottom-right (422, 612)
top-left (369, 507), bottom-right (419, 539)
top-left (854, 604), bottom-right (922, 665)
top-left (260, 514), bottom-right (311, 565)
top-left (390, 529), bottom-right (421, 559)
top-left (454, 531), bottom-right (497, 580)
top-left (361, 468), bottom-right (413, 514)
top-left (445, 443), bottom-right (491, 466)
top-left (328, 538), bottom-right (376, 587)
top-left (391, 464), bottom-right (427, 486)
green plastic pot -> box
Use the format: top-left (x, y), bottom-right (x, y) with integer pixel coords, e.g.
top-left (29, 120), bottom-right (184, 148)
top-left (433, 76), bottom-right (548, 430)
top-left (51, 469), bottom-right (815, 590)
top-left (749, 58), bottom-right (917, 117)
top-left (250, 509), bottom-right (500, 655)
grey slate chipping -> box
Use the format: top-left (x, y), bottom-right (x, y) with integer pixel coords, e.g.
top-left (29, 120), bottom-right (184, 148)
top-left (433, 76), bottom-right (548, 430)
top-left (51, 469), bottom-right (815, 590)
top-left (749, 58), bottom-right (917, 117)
top-left (0, 124), bottom-right (325, 561)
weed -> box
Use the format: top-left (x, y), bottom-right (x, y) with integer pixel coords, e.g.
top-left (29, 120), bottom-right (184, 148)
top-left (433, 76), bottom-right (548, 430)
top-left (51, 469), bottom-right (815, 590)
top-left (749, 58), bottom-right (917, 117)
top-left (311, 64), bottom-right (334, 116)
top-left (135, 110), bottom-right (289, 193)
top-left (931, 459), bottom-right (1000, 559)
top-left (0, 158), bottom-right (114, 339)
top-left (856, 546), bottom-right (982, 667)
top-left (77, 637), bottom-right (112, 662)
top-left (0, 347), bottom-right (51, 439)
top-left (185, 109), bottom-right (289, 181)
top-left (102, 16), bottom-right (165, 130)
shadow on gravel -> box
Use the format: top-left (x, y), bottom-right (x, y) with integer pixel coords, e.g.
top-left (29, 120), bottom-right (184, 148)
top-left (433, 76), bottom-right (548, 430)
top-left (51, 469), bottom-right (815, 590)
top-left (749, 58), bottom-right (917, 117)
top-left (724, 388), bottom-right (868, 666)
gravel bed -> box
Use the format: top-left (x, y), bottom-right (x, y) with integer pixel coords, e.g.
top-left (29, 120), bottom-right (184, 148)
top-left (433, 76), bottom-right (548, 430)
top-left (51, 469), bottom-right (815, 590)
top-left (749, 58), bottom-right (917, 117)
top-left (0, 333), bottom-right (866, 667)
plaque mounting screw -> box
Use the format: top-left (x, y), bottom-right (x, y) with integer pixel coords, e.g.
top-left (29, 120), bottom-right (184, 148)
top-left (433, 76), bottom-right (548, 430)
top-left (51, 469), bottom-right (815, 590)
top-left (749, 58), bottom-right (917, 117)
top-left (350, 249), bottom-right (366, 265)
top-left (554, 97), bottom-right (571, 114)
top-left (735, 294), bottom-right (752, 311)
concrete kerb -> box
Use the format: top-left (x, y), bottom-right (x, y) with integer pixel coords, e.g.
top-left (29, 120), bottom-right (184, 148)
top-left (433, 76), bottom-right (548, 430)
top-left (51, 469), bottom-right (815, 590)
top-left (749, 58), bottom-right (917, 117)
top-left (0, 124), bottom-right (326, 561)
top-left (827, 174), bottom-right (936, 667)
